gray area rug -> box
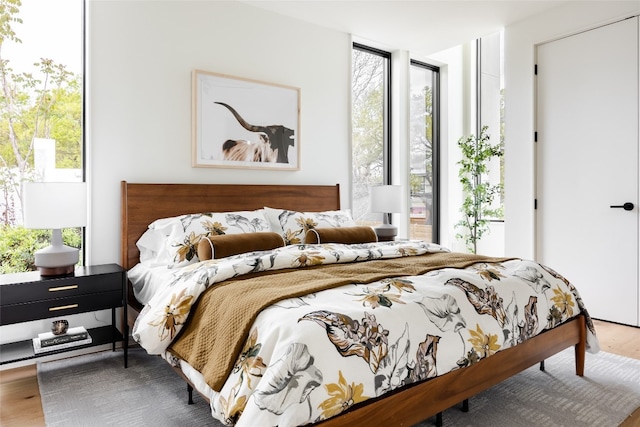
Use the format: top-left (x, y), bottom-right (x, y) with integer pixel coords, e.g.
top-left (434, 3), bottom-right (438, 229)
top-left (38, 347), bottom-right (218, 426)
top-left (38, 347), bottom-right (640, 426)
top-left (416, 349), bottom-right (640, 427)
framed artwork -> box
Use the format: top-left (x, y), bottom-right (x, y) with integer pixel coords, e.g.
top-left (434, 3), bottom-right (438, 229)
top-left (192, 69), bottom-right (300, 170)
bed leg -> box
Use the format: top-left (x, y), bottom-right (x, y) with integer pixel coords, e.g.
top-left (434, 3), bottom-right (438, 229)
top-left (539, 360), bottom-right (545, 371)
top-left (187, 383), bottom-right (194, 405)
top-left (435, 412), bottom-right (443, 427)
top-left (462, 399), bottom-right (469, 412)
top-left (574, 315), bottom-right (586, 377)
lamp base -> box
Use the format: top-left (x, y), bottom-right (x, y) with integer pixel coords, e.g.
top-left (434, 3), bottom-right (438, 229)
top-left (34, 239), bottom-right (79, 277)
top-left (38, 264), bottom-right (76, 276)
top-left (374, 224), bottom-right (397, 242)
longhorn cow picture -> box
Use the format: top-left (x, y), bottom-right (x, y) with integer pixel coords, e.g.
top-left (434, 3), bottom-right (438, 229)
top-left (192, 70), bottom-right (300, 170)
top-left (215, 102), bottom-right (294, 164)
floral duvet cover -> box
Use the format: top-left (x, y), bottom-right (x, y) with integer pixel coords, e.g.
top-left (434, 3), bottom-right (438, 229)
top-left (132, 241), bottom-right (598, 427)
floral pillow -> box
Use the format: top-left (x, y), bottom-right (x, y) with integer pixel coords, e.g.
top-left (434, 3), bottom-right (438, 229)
top-left (264, 207), bottom-right (356, 245)
top-left (137, 210), bottom-right (270, 268)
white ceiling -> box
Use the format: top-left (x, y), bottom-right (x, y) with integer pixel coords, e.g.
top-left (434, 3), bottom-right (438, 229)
top-left (240, 0), bottom-right (570, 56)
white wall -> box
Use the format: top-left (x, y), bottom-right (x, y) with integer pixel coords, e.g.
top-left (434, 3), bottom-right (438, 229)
top-left (504, 1), bottom-right (640, 259)
top-left (87, 0), bottom-right (352, 266)
top-left (429, 45), bottom-right (465, 252)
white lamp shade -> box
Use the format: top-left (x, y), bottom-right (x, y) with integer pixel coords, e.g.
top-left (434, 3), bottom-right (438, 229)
top-left (23, 182), bottom-right (87, 229)
top-left (370, 185), bottom-right (402, 214)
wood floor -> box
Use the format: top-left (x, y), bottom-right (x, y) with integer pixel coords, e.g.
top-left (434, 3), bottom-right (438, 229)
top-left (1, 320), bottom-right (638, 426)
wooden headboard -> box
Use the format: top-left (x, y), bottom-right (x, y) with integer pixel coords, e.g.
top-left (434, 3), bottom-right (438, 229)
top-left (120, 181), bottom-right (341, 271)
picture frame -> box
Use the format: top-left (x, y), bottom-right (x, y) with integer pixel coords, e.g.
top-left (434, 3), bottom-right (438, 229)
top-left (192, 69), bottom-right (300, 170)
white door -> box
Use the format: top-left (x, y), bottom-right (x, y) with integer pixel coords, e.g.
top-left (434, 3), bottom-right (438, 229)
top-left (536, 17), bottom-right (639, 326)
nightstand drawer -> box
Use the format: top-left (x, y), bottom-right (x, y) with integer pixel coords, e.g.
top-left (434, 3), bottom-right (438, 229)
top-left (0, 271), bottom-right (123, 305)
top-left (0, 290), bottom-right (123, 325)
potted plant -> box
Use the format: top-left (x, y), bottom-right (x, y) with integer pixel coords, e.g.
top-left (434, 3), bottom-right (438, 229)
top-left (455, 126), bottom-right (503, 253)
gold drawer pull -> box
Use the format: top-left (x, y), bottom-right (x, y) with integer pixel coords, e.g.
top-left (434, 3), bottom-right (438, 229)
top-left (49, 285), bottom-right (78, 292)
top-left (49, 304), bottom-right (79, 312)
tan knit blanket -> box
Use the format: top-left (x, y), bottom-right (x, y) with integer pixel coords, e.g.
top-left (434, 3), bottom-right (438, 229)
top-left (168, 251), bottom-right (511, 390)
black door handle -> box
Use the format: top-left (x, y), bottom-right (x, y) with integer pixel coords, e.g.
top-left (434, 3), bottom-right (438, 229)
top-left (609, 202), bottom-right (634, 211)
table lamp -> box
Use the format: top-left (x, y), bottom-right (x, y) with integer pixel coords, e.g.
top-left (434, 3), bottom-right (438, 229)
top-left (22, 182), bottom-right (87, 276)
top-left (370, 184), bottom-right (402, 241)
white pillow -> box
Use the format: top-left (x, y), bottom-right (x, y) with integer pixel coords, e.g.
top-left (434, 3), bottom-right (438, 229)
top-left (136, 228), bottom-right (173, 267)
top-left (263, 207), bottom-right (356, 245)
top-left (136, 210), bottom-right (270, 268)
top-left (127, 263), bottom-right (175, 305)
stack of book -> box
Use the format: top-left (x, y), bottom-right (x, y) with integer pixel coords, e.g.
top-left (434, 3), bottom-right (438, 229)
top-left (32, 326), bottom-right (92, 354)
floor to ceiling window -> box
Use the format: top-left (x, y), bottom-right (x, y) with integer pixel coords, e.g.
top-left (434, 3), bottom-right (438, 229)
top-left (478, 32), bottom-right (504, 221)
top-left (351, 43), bottom-right (390, 224)
top-left (351, 43), bottom-right (440, 242)
top-left (0, 0), bottom-right (85, 273)
top-left (409, 60), bottom-right (439, 242)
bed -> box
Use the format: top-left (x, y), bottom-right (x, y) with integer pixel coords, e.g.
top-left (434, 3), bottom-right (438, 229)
top-left (120, 181), bottom-right (599, 427)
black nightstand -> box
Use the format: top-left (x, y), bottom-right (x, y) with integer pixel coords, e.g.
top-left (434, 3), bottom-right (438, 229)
top-left (0, 263), bottom-right (128, 367)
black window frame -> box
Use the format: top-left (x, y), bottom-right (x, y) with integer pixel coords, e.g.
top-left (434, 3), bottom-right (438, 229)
top-left (352, 43), bottom-right (392, 185)
top-left (409, 59), bottom-right (440, 243)
top-left (81, 0), bottom-right (87, 263)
